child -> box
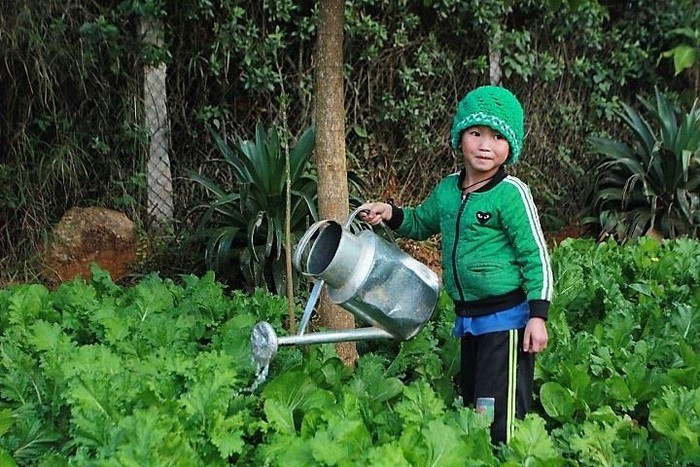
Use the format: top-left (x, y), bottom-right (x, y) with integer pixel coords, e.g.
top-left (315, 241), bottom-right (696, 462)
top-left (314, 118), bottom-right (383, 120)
top-left (360, 85), bottom-right (552, 444)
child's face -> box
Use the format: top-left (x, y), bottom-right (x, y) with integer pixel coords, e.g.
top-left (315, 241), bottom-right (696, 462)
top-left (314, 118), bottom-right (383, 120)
top-left (460, 125), bottom-right (510, 175)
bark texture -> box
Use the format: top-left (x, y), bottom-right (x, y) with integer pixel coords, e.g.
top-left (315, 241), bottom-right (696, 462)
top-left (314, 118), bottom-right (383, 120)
top-left (313, 0), bottom-right (358, 366)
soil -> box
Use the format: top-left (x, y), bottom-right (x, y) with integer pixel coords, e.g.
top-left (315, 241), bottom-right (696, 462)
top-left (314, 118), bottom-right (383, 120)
top-left (398, 237), bottom-right (442, 275)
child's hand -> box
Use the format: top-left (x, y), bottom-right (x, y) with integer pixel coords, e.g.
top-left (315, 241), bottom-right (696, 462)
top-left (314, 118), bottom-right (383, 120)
top-left (523, 317), bottom-right (548, 353)
top-left (358, 202), bottom-right (392, 225)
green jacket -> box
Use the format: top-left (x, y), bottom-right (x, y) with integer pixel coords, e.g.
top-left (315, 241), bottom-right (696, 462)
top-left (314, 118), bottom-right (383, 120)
top-left (387, 169), bottom-right (553, 320)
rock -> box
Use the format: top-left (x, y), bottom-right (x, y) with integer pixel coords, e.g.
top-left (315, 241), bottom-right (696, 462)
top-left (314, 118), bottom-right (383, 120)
top-left (42, 207), bottom-right (138, 285)
top-left (645, 227), bottom-right (664, 242)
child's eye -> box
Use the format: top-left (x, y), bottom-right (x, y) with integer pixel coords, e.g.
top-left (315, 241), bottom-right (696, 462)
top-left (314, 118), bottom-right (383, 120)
top-left (494, 134), bottom-right (505, 140)
top-left (468, 130), bottom-right (481, 136)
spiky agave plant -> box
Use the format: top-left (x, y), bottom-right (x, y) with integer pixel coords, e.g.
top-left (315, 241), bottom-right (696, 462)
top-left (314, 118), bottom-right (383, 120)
top-left (587, 88), bottom-right (700, 241)
top-left (189, 122), bottom-right (318, 292)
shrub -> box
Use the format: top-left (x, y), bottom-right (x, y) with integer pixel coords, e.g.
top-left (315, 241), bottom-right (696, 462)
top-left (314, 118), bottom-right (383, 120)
top-left (189, 123), bottom-right (318, 293)
top-left (586, 88), bottom-right (700, 241)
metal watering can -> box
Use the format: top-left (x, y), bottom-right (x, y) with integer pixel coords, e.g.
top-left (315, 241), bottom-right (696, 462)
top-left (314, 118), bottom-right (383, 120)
top-left (251, 207), bottom-right (440, 363)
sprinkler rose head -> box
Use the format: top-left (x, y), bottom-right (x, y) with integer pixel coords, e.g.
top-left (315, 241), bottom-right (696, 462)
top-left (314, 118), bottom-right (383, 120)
top-left (251, 321), bottom-right (278, 364)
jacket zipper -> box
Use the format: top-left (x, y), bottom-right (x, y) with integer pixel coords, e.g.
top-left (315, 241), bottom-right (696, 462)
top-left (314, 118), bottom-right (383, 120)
top-left (451, 192), bottom-right (468, 301)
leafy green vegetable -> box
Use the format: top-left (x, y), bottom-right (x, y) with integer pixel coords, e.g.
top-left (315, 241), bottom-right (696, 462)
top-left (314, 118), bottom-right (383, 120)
top-left (649, 386), bottom-right (700, 463)
top-left (502, 414), bottom-right (565, 466)
top-left (1, 239), bottom-right (699, 465)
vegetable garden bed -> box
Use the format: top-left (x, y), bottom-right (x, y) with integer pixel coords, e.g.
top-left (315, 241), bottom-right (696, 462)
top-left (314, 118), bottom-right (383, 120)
top-left (1, 238), bottom-right (699, 465)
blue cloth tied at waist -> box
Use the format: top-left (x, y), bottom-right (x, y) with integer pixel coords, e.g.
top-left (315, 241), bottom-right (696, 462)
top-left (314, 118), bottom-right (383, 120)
top-left (452, 301), bottom-right (529, 337)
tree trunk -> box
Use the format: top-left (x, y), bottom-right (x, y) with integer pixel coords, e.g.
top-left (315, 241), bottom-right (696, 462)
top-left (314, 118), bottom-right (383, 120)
top-left (313, 0), bottom-right (358, 366)
top-left (141, 18), bottom-right (174, 228)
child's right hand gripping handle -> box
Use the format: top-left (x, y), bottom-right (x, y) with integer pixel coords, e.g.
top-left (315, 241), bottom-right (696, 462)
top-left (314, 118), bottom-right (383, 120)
top-left (357, 202), bottom-right (393, 226)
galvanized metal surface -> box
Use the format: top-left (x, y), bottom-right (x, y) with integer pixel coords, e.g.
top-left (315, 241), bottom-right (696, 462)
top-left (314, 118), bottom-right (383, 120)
top-left (326, 230), bottom-right (439, 340)
top-left (252, 208), bottom-right (440, 369)
top-left (294, 213), bottom-right (439, 341)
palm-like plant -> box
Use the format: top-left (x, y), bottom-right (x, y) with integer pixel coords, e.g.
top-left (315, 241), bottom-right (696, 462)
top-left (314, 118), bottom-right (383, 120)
top-left (190, 123), bottom-right (318, 292)
top-left (587, 88), bottom-right (700, 241)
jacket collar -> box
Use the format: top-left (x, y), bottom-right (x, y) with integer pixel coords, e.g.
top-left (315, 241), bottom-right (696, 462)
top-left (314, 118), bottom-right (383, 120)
top-left (457, 166), bottom-right (507, 193)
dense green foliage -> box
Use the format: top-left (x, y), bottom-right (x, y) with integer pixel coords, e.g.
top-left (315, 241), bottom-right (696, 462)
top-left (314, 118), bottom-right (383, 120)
top-left (189, 123), bottom-right (319, 292)
top-left (1, 238), bottom-right (699, 465)
top-left (541, 237), bottom-right (700, 464)
top-left (1, 1), bottom-right (696, 283)
top-left (189, 123), bottom-right (364, 292)
top-left (660, 8), bottom-right (700, 91)
top-left (586, 88), bottom-right (700, 240)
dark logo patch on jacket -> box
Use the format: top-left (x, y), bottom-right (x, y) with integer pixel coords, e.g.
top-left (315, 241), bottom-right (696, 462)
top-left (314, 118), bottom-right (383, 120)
top-left (476, 211), bottom-right (491, 225)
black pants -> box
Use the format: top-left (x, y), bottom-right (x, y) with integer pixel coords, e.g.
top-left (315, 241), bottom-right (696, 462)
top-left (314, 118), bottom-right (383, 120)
top-left (457, 327), bottom-right (534, 444)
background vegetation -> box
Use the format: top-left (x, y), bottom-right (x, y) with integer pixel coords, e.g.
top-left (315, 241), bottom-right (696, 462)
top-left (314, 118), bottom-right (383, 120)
top-left (1, 0), bottom-right (698, 285)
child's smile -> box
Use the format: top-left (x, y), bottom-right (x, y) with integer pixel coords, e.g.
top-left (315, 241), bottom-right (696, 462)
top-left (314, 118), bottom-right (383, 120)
top-left (460, 125), bottom-right (510, 176)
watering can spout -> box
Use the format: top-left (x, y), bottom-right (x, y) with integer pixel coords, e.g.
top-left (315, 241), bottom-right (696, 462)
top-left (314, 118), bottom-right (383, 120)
top-left (249, 320), bottom-right (395, 390)
top-left (250, 321), bottom-right (394, 370)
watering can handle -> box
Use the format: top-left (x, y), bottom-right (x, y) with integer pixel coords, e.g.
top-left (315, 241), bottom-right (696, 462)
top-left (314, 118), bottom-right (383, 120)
top-left (344, 206), bottom-right (396, 243)
top-left (343, 206), bottom-right (367, 228)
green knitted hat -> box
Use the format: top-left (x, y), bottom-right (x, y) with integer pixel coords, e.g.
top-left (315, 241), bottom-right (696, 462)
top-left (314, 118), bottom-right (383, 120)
top-left (450, 85), bottom-right (524, 165)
